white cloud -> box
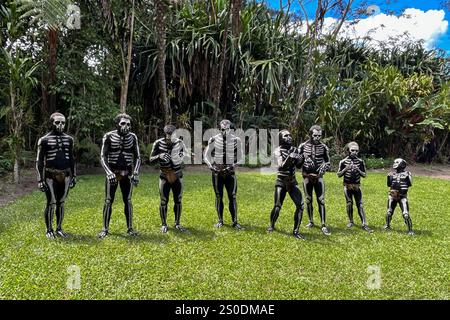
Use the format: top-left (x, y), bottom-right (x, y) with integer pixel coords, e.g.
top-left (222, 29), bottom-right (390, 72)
top-left (325, 8), bottom-right (448, 49)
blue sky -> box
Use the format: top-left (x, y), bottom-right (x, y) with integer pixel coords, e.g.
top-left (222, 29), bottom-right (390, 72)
top-left (265, 0), bottom-right (450, 54)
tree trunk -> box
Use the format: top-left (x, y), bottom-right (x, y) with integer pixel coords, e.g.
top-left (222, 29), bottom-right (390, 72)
top-left (41, 28), bottom-right (58, 117)
top-left (13, 148), bottom-right (20, 184)
top-left (10, 83), bottom-right (20, 184)
top-left (120, 0), bottom-right (135, 113)
top-left (155, 0), bottom-right (170, 123)
top-left (331, 0), bottom-right (353, 38)
top-left (212, 1), bottom-right (232, 125)
top-left (231, 0), bottom-right (242, 38)
top-left (290, 0), bottom-right (324, 137)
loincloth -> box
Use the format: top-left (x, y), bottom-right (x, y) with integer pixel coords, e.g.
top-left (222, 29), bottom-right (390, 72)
top-left (389, 189), bottom-right (407, 201)
top-left (302, 172), bottom-right (320, 184)
top-left (113, 170), bottom-right (130, 182)
top-left (344, 183), bottom-right (360, 191)
top-left (161, 168), bottom-right (179, 184)
top-left (45, 168), bottom-right (71, 183)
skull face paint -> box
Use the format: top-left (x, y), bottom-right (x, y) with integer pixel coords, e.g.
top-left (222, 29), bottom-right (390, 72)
top-left (393, 158), bottom-right (406, 171)
top-left (219, 119), bottom-right (232, 136)
top-left (279, 130), bottom-right (293, 147)
top-left (311, 129), bottom-right (322, 144)
top-left (117, 118), bottom-right (131, 135)
top-left (348, 142), bottom-right (359, 158)
top-left (52, 115), bottom-right (66, 134)
top-left (163, 124), bottom-right (176, 144)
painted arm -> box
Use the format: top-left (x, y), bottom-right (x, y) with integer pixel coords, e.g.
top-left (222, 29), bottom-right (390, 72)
top-left (69, 136), bottom-right (77, 188)
top-left (204, 137), bottom-right (215, 170)
top-left (319, 145), bottom-right (331, 174)
top-left (36, 137), bottom-right (47, 192)
top-left (337, 159), bottom-right (347, 177)
top-left (149, 140), bottom-right (160, 163)
top-left (100, 134), bottom-right (116, 184)
top-left (387, 173), bottom-right (393, 187)
top-left (359, 159), bottom-right (367, 178)
top-left (132, 134), bottom-right (141, 175)
top-left (406, 171), bottom-right (412, 187)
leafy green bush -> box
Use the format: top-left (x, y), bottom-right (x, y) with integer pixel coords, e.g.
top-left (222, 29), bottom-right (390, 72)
top-left (75, 138), bottom-right (100, 167)
top-left (139, 142), bottom-right (153, 165)
top-left (363, 156), bottom-right (395, 169)
top-left (0, 155), bottom-right (12, 176)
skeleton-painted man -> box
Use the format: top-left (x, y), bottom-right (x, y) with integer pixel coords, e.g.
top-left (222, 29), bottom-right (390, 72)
top-left (204, 119), bottom-right (244, 229)
top-left (298, 125), bottom-right (331, 235)
top-left (337, 142), bottom-right (373, 232)
top-left (98, 113), bottom-right (141, 238)
top-left (150, 125), bottom-right (187, 233)
top-left (268, 130), bottom-right (305, 239)
top-left (384, 158), bottom-right (414, 235)
top-left (36, 112), bottom-right (76, 239)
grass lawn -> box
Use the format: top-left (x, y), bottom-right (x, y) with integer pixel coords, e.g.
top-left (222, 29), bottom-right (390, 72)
top-left (0, 171), bottom-right (448, 299)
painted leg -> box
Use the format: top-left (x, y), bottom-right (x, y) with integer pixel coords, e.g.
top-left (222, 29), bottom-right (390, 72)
top-left (302, 178), bottom-right (314, 228)
top-left (384, 196), bottom-right (397, 230)
top-left (44, 178), bottom-right (57, 239)
top-left (121, 176), bottom-right (137, 236)
top-left (99, 177), bottom-right (117, 238)
top-left (225, 174), bottom-right (240, 229)
top-left (344, 186), bottom-right (354, 228)
top-left (159, 178), bottom-right (170, 233)
top-left (268, 186), bottom-right (286, 232)
top-left (400, 198), bottom-right (414, 235)
top-left (173, 178), bottom-right (186, 232)
top-left (55, 176), bottom-right (71, 238)
top-left (354, 188), bottom-right (372, 232)
top-left (289, 185), bottom-right (305, 240)
top-left (212, 173), bottom-right (225, 228)
top-left (315, 178), bottom-right (330, 235)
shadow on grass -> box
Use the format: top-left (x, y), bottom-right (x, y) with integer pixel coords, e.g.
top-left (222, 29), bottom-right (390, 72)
top-left (331, 226), bottom-right (375, 236)
top-left (113, 231), bottom-right (170, 244)
top-left (169, 226), bottom-right (216, 241)
top-left (59, 233), bottom-right (101, 244)
top-left (243, 223), bottom-right (335, 243)
top-left (369, 226), bottom-right (433, 237)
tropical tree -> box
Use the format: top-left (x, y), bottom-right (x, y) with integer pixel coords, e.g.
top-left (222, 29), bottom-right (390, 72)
top-left (0, 1), bottom-right (40, 183)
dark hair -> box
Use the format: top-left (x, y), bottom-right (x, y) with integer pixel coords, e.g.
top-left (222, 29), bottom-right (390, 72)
top-left (163, 124), bottom-right (176, 134)
top-left (114, 113), bottom-right (132, 124)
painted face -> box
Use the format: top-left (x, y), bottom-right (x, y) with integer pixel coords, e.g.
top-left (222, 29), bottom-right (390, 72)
top-left (53, 115), bottom-right (66, 133)
top-left (165, 132), bottom-right (174, 144)
top-left (280, 131), bottom-right (293, 146)
top-left (349, 146), bottom-right (359, 158)
top-left (220, 121), bottom-right (231, 136)
top-left (393, 158), bottom-right (406, 170)
top-left (117, 118), bottom-right (131, 135)
top-left (163, 125), bottom-right (176, 144)
top-left (311, 129), bottom-right (322, 144)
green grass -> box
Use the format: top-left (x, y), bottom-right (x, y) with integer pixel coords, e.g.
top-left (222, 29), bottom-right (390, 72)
top-left (0, 172), bottom-right (448, 299)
